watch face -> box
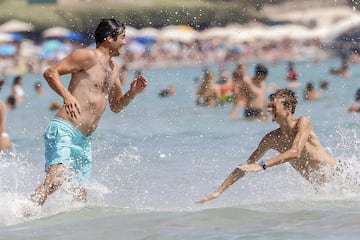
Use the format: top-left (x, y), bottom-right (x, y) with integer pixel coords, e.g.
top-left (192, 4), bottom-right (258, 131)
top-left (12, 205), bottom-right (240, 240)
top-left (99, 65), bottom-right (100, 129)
top-left (259, 160), bottom-right (266, 170)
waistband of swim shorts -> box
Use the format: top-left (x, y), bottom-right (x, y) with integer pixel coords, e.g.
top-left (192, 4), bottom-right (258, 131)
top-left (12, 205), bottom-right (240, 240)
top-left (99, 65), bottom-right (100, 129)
top-left (52, 117), bottom-right (91, 139)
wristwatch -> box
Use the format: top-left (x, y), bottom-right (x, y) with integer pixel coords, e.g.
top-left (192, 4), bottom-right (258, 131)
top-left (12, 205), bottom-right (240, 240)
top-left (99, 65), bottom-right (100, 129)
top-left (259, 160), bottom-right (267, 170)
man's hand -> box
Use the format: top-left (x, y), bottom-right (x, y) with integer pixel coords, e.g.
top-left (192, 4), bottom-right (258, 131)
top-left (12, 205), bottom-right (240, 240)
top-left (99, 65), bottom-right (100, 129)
top-left (130, 75), bottom-right (147, 94)
top-left (64, 95), bottom-right (81, 119)
top-left (195, 191), bottom-right (221, 204)
top-left (237, 163), bottom-right (262, 172)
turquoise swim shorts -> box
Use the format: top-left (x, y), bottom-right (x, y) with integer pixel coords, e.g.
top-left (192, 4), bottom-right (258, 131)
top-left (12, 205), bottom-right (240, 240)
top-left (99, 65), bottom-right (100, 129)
top-left (44, 117), bottom-right (92, 185)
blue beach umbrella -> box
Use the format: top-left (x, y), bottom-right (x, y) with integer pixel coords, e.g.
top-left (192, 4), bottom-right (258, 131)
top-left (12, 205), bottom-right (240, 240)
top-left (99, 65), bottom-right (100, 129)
top-left (39, 39), bottom-right (65, 58)
top-left (61, 31), bottom-right (84, 42)
top-left (135, 35), bottom-right (157, 44)
top-left (0, 43), bottom-right (16, 56)
top-left (8, 32), bottom-right (23, 41)
top-left (42, 39), bottom-right (63, 51)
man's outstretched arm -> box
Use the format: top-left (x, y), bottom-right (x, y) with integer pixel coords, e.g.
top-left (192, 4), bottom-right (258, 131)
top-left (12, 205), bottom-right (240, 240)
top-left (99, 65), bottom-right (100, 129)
top-left (195, 134), bottom-right (272, 204)
top-left (195, 168), bottom-right (245, 203)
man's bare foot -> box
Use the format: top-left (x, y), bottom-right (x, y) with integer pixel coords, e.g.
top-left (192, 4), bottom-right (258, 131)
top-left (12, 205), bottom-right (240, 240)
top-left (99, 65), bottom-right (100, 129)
top-left (20, 200), bottom-right (41, 218)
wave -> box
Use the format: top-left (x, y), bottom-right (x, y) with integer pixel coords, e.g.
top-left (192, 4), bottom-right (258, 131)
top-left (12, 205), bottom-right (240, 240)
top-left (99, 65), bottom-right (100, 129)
top-left (0, 141), bottom-right (359, 228)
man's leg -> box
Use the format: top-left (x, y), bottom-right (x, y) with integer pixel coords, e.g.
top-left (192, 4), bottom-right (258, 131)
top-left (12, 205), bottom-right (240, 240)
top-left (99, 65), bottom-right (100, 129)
top-left (70, 186), bottom-right (87, 202)
top-left (31, 164), bottom-right (65, 206)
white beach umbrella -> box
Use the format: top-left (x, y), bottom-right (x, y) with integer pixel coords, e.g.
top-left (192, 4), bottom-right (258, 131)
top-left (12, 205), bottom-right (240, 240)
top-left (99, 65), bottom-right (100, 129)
top-left (0, 19), bottom-right (34, 32)
top-left (19, 39), bottom-right (42, 57)
top-left (226, 23), bottom-right (268, 43)
top-left (198, 27), bottom-right (232, 40)
top-left (262, 6), bottom-right (358, 29)
top-left (262, 25), bottom-right (310, 40)
top-left (42, 26), bottom-right (71, 38)
top-left (309, 27), bottom-right (330, 41)
top-left (125, 25), bottom-right (138, 38)
top-left (160, 25), bottom-right (198, 43)
top-left (327, 15), bottom-right (360, 41)
top-left (227, 31), bottom-right (254, 44)
top-left (0, 32), bottom-right (14, 42)
top-left (136, 27), bottom-right (161, 38)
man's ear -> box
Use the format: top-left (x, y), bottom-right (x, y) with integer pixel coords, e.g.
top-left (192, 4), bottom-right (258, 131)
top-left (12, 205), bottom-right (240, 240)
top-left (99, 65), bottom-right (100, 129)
top-left (105, 35), bottom-right (113, 43)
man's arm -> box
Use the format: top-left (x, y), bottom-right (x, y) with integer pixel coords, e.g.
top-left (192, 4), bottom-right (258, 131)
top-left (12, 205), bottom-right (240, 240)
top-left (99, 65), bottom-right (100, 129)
top-left (239, 116), bottom-right (312, 172)
top-left (43, 48), bottom-right (96, 118)
top-left (265, 116), bottom-right (311, 168)
top-left (0, 101), bottom-right (6, 134)
top-left (348, 104), bottom-right (360, 112)
top-left (195, 134), bottom-right (272, 204)
top-left (108, 74), bottom-right (147, 113)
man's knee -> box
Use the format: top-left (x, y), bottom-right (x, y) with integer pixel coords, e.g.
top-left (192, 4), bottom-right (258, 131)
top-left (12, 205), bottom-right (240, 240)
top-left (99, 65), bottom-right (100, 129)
top-left (45, 164), bottom-right (65, 192)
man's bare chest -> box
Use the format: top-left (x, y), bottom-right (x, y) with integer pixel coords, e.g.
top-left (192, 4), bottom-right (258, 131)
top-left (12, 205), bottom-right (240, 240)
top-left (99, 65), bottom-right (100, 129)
top-left (272, 134), bottom-right (296, 152)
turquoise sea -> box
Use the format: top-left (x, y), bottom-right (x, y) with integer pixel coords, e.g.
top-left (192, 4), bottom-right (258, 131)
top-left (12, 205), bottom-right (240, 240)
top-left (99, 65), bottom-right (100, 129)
top-left (0, 58), bottom-right (359, 239)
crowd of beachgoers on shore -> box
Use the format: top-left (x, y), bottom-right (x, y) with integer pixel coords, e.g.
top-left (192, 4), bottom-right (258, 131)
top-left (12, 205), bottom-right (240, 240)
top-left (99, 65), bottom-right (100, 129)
top-left (0, 27), bottom-right (332, 76)
top-left (0, 5), bottom-right (360, 75)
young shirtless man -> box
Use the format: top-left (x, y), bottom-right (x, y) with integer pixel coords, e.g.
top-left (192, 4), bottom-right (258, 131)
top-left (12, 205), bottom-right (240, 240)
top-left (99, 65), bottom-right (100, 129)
top-left (196, 88), bottom-right (337, 203)
top-left (0, 80), bottom-right (10, 150)
top-left (242, 64), bottom-right (268, 119)
top-left (30, 19), bottom-right (147, 206)
top-left (230, 63), bottom-right (247, 119)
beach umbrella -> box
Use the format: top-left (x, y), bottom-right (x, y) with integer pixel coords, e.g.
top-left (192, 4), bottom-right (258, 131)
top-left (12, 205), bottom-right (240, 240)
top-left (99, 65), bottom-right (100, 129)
top-left (135, 36), bottom-right (157, 44)
top-left (328, 15), bottom-right (360, 41)
top-left (42, 39), bottom-right (64, 50)
top-left (127, 40), bottom-right (146, 54)
top-left (0, 32), bottom-right (15, 42)
top-left (124, 25), bottom-right (138, 38)
top-left (19, 40), bottom-right (42, 57)
top-left (39, 39), bottom-right (65, 58)
top-left (61, 31), bottom-right (84, 42)
top-left (286, 26), bottom-right (329, 41)
top-left (136, 27), bottom-right (161, 38)
top-left (8, 32), bottom-right (23, 41)
top-left (160, 25), bottom-right (198, 43)
top-left (227, 25), bottom-right (267, 43)
top-left (0, 43), bottom-right (16, 56)
top-left (199, 27), bottom-right (232, 40)
top-left (42, 26), bottom-right (71, 39)
top-left (261, 25), bottom-right (310, 41)
top-left (0, 19), bottom-right (34, 32)
top-left (135, 27), bottom-right (160, 44)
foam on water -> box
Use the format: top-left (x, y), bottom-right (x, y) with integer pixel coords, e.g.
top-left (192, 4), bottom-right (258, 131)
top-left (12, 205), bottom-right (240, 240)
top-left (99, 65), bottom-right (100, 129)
top-left (1, 127), bottom-right (359, 227)
top-left (0, 62), bottom-right (359, 239)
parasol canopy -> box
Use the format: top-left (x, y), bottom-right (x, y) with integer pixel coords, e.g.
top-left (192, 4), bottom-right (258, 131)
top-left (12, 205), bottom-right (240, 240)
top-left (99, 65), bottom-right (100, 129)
top-left (0, 19), bottom-right (34, 32)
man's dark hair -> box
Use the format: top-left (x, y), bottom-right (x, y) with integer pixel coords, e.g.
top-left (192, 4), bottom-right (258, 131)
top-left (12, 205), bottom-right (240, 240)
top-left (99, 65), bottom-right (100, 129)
top-left (94, 18), bottom-right (125, 45)
top-left (232, 64), bottom-right (244, 80)
top-left (7, 95), bottom-right (16, 109)
top-left (269, 88), bottom-right (298, 114)
top-left (254, 64), bottom-right (268, 78)
top-left (305, 82), bottom-right (315, 91)
top-left (355, 88), bottom-right (360, 102)
top-left (13, 75), bottom-right (23, 85)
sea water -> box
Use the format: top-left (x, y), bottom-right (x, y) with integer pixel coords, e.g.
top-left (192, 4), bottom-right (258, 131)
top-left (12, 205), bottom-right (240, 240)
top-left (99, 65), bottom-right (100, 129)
top-left (0, 59), bottom-right (359, 239)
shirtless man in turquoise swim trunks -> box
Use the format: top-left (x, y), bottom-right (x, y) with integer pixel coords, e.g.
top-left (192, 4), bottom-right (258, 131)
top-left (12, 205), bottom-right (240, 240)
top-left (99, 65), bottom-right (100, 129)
top-left (30, 19), bottom-right (147, 206)
top-left (196, 88), bottom-right (337, 203)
